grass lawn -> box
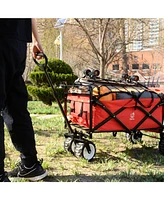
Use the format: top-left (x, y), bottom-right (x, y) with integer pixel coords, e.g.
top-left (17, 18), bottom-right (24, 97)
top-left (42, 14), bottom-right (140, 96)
top-left (4, 101), bottom-right (164, 182)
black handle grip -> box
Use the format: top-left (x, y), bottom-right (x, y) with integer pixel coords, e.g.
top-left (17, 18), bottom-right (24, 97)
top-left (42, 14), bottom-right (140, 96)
top-left (33, 53), bottom-right (48, 69)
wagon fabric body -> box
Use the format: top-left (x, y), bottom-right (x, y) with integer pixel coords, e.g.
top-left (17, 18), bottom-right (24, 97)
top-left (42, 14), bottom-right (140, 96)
top-left (67, 78), bottom-right (164, 136)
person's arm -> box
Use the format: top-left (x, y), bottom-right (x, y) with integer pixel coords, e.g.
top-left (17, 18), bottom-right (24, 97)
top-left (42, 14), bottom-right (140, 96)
top-left (32, 18), bottom-right (44, 59)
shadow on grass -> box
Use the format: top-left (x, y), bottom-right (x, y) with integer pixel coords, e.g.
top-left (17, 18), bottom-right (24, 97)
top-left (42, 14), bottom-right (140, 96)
top-left (35, 130), bottom-right (58, 137)
top-left (42, 173), bottom-right (164, 182)
top-left (120, 145), bottom-right (164, 166)
top-left (93, 152), bottom-right (123, 164)
top-left (35, 130), bottom-right (66, 138)
top-left (94, 142), bottom-right (164, 166)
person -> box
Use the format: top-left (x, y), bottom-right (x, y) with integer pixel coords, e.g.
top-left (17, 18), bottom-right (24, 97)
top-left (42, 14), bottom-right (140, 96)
top-left (0, 18), bottom-right (48, 182)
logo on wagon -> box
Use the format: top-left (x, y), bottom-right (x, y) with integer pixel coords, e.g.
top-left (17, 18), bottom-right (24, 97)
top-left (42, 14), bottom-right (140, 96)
top-left (130, 112), bottom-right (135, 120)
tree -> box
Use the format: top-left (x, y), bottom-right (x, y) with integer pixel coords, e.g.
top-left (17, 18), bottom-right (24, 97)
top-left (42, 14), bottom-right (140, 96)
top-left (74, 18), bottom-right (124, 78)
top-left (72, 18), bottom-right (161, 78)
top-left (72, 18), bottom-right (147, 78)
top-left (24, 18), bottom-right (164, 81)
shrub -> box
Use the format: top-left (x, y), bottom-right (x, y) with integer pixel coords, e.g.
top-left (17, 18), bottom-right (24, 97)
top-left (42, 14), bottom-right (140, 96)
top-left (29, 72), bottom-right (77, 87)
top-left (27, 85), bottom-right (65, 105)
top-left (33, 58), bottom-right (73, 74)
top-left (27, 58), bottom-right (77, 105)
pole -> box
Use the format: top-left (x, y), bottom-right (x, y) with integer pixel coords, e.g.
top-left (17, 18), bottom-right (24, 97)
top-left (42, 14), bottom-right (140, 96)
top-left (60, 28), bottom-right (62, 60)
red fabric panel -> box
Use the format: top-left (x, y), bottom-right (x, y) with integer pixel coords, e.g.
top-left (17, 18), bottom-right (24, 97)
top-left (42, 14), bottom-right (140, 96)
top-left (68, 94), bottom-right (162, 132)
top-left (92, 98), bottom-right (162, 131)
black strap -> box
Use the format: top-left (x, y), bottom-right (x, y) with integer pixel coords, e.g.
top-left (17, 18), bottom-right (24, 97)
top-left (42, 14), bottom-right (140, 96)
top-left (131, 90), bottom-right (158, 108)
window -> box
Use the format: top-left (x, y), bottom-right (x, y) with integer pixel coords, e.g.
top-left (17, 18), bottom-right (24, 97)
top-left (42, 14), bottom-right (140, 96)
top-left (132, 64), bottom-right (139, 70)
top-left (132, 41), bottom-right (142, 50)
top-left (113, 64), bottom-right (119, 71)
top-left (134, 55), bottom-right (138, 60)
top-left (152, 63), bottom-right (161, 70)
top-left (142, 63), bottom-right (149, 70)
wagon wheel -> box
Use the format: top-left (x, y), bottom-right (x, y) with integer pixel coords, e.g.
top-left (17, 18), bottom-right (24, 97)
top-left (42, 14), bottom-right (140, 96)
top-left (135, 131), bottom-right (143, 143)
top-left (125, 132), bottom-right (136, 143)
top-left (64, 137), bottom-right (76, 154)
top-left (74, 141), bottom-right (96, 161)
top-left (125, 131), bottom-right (142, 144)
top-left (159, 137), bottom-right (164, 155)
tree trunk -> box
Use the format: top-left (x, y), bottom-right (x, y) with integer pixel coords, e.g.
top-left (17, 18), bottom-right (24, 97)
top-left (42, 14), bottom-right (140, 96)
top-left (121, 19), bottom-right (128, 75)
top-left (100, 57), bottom-right (105, 79)
top-left (99, 19), bottom-right (105, 79)
top-left (122, 47), bottom-right (128, 74)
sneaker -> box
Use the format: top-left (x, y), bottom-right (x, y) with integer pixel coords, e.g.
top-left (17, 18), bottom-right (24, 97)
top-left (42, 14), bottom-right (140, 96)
top-left (8, 160), bottom-right (48, 181)
top-left (0, 172), bottom-right (11, 182)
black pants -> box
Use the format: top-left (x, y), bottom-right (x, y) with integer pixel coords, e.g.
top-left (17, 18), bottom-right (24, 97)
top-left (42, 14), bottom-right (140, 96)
top-left (0, 38), bottom-right (37, 174)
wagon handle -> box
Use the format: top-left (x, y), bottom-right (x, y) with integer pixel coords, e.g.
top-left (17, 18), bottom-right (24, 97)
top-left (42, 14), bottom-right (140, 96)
top-left (33, 52), bottom-right (74, 134)
top-left (33, 52), bottom-right (48, 70)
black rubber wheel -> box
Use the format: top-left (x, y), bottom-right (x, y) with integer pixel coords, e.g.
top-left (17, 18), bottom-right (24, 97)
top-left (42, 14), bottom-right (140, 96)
top-left (159, 138), bottom-right (164, 155)
top-left (125, 131), bottom-right (142, 144)
top-left (113, 132), bottom-right (117, 137)
top-left (64, 137), bottom-right (75, 154)
top-left (74, 142), bottom-right (84, 158)
top-left (135, 131), bottom-right (142, 143)
top-left (74, 141), bottom-right (96, 161)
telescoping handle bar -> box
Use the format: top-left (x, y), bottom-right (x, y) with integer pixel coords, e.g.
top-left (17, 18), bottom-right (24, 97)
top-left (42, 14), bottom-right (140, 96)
top-left (33, 52), bottom-right (74, 134)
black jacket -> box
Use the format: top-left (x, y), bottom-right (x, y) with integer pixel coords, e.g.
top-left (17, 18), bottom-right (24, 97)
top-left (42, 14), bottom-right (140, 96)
top-left (0, 18), bottom-right (32, 42)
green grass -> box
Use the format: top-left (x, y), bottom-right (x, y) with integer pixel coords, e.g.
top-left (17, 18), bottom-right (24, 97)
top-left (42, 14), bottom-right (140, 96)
top-left (27, 100), bottom-right (61, 114)
top-left (4, 101), bottom-right (164, 182)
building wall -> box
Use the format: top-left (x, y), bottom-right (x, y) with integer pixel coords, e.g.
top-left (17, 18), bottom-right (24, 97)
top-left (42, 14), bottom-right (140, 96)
top-left (108, 49), bottom-right (164, 78)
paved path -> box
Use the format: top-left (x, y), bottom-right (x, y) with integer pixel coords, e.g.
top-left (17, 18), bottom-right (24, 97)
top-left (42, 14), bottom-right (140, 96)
top-left (30, 114), bottom-right (61, 119)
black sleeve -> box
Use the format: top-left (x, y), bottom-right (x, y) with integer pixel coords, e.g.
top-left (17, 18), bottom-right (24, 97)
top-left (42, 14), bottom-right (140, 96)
top-left (0, 18), bottom-right (32, 42)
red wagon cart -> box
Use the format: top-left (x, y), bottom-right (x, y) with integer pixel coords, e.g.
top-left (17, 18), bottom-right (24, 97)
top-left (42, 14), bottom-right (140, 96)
top-left (34, 54), bottom-right (164, 161)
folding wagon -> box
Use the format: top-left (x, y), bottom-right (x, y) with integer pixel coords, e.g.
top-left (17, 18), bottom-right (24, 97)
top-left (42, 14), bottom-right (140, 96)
top-left (34, 54), bottom-right (164, 161)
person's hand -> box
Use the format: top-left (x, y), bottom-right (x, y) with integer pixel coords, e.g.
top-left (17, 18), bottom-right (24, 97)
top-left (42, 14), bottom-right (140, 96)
top-left (32, 41), bottom-right (44, 60)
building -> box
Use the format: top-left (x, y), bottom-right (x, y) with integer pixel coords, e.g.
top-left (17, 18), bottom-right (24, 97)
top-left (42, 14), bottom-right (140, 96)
top-left (109, 49), bottom-right (164, 86)
top-left (108, 18), bottom-right (164, 86)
